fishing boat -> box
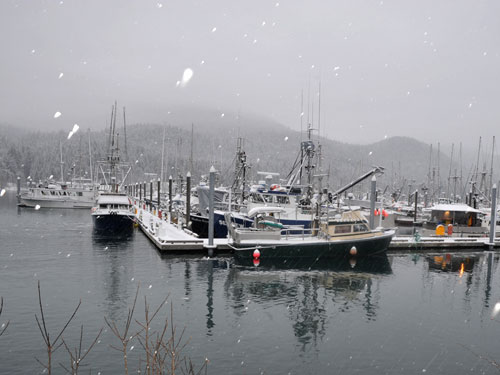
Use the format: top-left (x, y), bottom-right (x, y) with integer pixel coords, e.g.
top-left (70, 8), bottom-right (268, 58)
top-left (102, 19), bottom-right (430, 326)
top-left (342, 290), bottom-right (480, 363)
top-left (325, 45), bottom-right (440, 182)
top-left (19, 179), bottom-right (96, 209)
top-left (91, 102), bottom-right (134, 232)
top-left (92, 190), bottom-right (134, 231)
top-left (19, 137), bottom-right (97, 209)
top-left (226, 209), bottom-right (395, 260)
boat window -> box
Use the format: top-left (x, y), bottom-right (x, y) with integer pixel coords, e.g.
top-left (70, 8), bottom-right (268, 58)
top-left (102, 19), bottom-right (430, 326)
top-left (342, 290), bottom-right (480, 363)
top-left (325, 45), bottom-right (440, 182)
top-left (334, 225), bottom-right (352, 234)
top-left (353, 223), bottom-right (368, 232)
top-left (77, 192), bottom-right (83, 196)
top-left (100, 204), bottom-right (107, 208)
top-left (251, 193), bottom-right (264, 203)
top-left (276, 196), bottom-right (290, 204)
top-left (50, 191), bottom-right (55, 195)
top-left (263, 195), bottom-right (273, 203)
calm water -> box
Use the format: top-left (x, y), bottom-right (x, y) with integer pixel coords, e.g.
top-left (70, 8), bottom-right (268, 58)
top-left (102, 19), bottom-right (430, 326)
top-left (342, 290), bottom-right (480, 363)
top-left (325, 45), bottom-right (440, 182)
top-left (1, 191), bottom-right (500, 374)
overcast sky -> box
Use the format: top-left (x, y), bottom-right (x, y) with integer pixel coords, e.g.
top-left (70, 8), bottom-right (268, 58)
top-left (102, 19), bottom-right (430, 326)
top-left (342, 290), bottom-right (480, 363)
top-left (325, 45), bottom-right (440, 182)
top-left (1, 0), bottom-right (499, 146)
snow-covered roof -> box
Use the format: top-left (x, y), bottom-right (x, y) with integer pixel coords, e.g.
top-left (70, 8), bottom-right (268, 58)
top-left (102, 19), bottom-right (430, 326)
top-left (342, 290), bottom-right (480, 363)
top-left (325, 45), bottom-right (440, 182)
top-left (430, 203), bottom-right (481, 214)
top-left (96, 193), bottom-right (131, 205)
top-left (247, 206), bottom-right (286, 218)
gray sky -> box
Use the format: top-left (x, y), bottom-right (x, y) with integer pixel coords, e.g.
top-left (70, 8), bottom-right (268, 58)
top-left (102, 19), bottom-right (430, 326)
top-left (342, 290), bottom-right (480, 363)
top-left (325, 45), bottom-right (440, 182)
top-left (1, 0), bottom-right (499, 146)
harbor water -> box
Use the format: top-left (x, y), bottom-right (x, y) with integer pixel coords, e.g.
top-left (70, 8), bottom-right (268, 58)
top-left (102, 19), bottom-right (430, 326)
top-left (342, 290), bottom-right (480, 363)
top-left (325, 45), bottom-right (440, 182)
top-left (1, 191), bottom-right (500, 374)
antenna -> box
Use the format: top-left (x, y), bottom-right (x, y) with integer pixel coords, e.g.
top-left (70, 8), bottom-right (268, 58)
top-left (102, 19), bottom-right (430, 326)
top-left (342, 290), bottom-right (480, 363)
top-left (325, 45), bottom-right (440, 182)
top-left (123, 106), bottom-right (128, 162)
top-left (318, 81), bottom-right (321, 143)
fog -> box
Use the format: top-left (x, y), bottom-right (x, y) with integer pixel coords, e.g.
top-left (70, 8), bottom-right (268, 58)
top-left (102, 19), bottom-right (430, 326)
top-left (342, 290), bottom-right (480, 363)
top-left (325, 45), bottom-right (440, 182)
top-left (1, 0), bottom-right (499, 146)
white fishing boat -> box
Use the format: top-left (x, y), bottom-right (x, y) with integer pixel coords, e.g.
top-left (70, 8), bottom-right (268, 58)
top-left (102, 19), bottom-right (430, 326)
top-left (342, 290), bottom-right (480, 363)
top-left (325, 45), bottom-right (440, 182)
top-left (92, 191), bottom-right (134, 231)
top-left (91, 102), bottom-right (134, 232)
top-left (19, 180), bottom-right (96, 209)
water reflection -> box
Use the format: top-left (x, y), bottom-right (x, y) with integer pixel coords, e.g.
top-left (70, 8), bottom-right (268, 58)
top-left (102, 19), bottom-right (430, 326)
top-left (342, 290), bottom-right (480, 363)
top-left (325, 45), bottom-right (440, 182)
top-left (226, 254), bottom-right (392, 351)
top-left (425, 252), bottom-right (500, 312)
top-left (427, 253), bottom-right (477, 273)
top-left (92, 229), bottom-right (136, 320)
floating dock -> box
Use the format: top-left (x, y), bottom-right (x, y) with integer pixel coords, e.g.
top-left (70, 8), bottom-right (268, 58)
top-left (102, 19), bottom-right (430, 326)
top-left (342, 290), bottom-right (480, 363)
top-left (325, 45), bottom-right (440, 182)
top-left (388, 236), bottom-right (500, 250)
top-left (135, 206), bottom-right (231, 252)
top-left (134, 204), bottom-right (499, 253)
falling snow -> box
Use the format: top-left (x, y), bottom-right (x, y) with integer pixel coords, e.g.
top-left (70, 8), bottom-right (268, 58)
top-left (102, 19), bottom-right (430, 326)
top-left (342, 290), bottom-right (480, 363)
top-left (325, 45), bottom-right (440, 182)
top-left (178, 68), bottom-right (194, 88)
top-left (67, 124), bottom-right (80, 139)
top-left (53, 112), bottom-right (62, 118)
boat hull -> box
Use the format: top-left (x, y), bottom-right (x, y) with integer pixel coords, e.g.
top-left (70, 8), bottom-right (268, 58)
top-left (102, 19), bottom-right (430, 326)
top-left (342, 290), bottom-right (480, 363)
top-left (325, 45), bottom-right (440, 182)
top-left (18, 197), bottom-right (94, 209)
top-left (190, 211), bottom-right (311, 238)
top-left (92, 213), bottom-right (134, 232)
top-left (233, 230), bottom-right (394, 259)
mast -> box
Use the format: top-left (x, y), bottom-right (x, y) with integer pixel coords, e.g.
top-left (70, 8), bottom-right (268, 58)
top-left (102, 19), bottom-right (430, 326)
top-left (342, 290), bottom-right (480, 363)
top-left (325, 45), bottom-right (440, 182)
top-left (88, 129), bottom-right (93, 185)
top-left (317, 81), bottom-right (321, 143)
top-left (437, 142), bottom-right (441, 199)
top-left (190, 123), bottom-right (194, 173)
top-left (459, 142), bottom-right (463, 202)
top-left (300, 89), bottom-right (304, 142)
top-left (123, 106), bottom-right (128, 162)
top-left (59, 140), bottom-right (64, 183)
top-left (107, 104), bottom-right (114, 156)
top-left (447, 143), bottom-right (454, 201)
top-left (427, 144), bottom-right (432, 188)
top-left (160, 126), bottom-right (166, 183)
top-left (489, 136), bottom-right (495, 194)
top-left (474, 137), bottom-right (482, 184)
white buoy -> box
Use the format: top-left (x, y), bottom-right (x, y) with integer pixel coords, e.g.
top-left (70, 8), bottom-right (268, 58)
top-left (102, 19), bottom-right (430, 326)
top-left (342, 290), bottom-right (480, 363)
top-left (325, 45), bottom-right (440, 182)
top-left (349, 246), bottom-right (357, 256)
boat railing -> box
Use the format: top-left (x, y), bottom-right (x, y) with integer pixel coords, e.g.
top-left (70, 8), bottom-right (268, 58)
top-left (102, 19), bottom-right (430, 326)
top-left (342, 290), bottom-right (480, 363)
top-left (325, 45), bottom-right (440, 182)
top-left (281, 225), bottom-right (313, 240)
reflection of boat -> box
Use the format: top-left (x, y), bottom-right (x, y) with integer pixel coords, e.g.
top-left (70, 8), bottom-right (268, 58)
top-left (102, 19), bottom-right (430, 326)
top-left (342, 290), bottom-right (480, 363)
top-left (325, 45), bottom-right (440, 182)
top-left (234, 252), bottom-right (392, 274)
top-left (227, 210), bottom-right (395, 259)
top-left (427, 253), bottom-right (477, 273)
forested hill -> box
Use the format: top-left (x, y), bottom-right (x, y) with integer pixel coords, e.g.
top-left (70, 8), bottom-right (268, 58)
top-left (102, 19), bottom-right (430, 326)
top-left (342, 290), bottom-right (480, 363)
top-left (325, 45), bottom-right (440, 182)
top-left (0, 120), bottom-right (452, 196)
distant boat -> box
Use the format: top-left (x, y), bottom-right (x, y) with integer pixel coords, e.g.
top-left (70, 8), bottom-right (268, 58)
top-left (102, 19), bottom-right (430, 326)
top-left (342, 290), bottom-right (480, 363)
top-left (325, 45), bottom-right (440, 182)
top-left (18, 179), bottom-right (96, 209)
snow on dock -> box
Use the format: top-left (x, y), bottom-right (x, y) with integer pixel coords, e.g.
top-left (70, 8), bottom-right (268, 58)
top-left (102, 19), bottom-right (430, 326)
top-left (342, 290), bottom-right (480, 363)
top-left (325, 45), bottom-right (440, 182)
top-left (135, 205), bottom-right (230, 252)
top-left (389, 235), bottom-right (500, 250)
top-left (133, 204), bottom-right (499, 253)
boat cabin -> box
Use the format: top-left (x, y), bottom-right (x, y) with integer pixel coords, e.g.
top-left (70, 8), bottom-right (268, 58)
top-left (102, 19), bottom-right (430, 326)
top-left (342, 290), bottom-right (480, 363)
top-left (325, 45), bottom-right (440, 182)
top-left (320, 210), bottom-right (372, 237)
top-left (427, 203), bottom-right (482, 227)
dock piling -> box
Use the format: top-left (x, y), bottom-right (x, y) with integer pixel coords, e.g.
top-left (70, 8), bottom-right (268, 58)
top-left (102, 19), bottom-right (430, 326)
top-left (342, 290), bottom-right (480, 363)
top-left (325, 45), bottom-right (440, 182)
top-left (16, 176), bottom-right (21, 203)
top-left (186, 171), bottom-right (191, 229)
top-left (489, 184), bottom-right (497, 249)
top-left (369, 175), bottom-right (376, 230)
top-left (208, 166), bottom-right (216, 255)
top-left (150, 180), bottom-right (153, 209)
top-left (157, 178), bottom-right (161, 211)
top-left (168, 175), bottom-right (173, 223)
